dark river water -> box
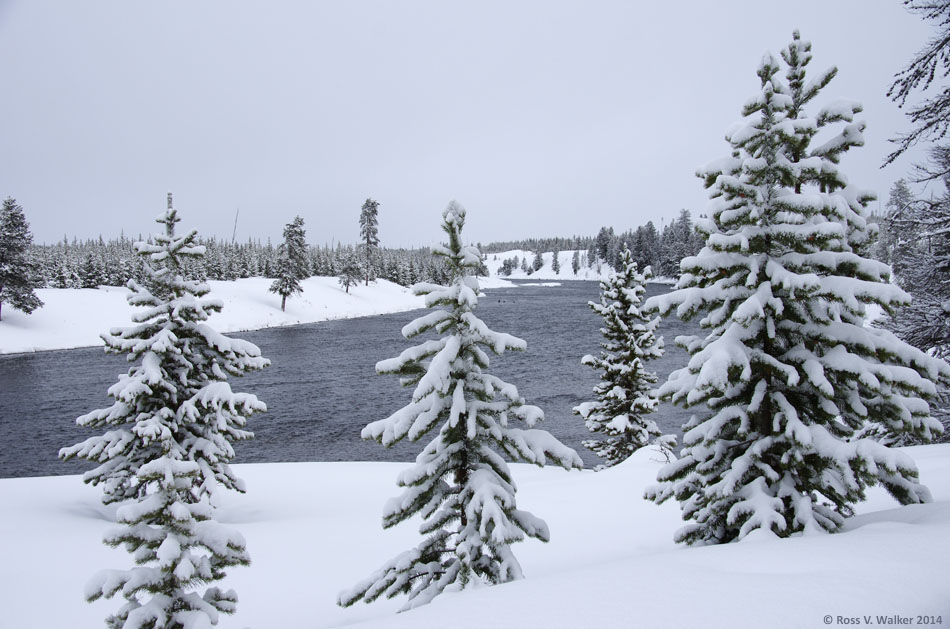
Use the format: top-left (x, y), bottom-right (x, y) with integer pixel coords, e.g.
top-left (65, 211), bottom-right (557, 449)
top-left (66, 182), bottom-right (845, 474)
top-left (0, 281), bottom-right (700, 478)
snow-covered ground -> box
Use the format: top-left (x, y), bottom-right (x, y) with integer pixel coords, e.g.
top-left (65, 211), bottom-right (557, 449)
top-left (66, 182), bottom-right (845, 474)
top-left (1, 444), bottom-right (947, 628)
top-left (0, 276), bottom-right (513, 355)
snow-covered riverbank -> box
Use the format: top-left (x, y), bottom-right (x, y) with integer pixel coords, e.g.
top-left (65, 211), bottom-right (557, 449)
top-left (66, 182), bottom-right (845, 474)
top-left (1, 444), bottom-right (947, 628)
top-left (0, 276), bottom-right (516, 355)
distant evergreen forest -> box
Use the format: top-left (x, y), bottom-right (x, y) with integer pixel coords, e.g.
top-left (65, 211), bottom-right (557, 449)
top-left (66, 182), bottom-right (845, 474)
top-left (27, 236), bottom-right (453, 289)
top-left (484, 209), bottom-right (704, 278)
top-left (26, 209), bottom-right (703, 288)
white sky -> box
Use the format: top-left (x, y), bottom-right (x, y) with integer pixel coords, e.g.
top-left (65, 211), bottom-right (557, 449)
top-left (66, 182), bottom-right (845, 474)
top-left (0, 1), bottom-right (935, 247)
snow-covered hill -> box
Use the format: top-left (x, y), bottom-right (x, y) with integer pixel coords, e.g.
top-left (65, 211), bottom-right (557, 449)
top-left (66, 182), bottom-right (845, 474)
top-left (483, 249), bottom-right (675, 283)
top-left (1, 444), bottom-right (947, 628)
top-left (0, 276), bottom-right (510, 355)
top-left (484, 249), bottom-right (609, 281)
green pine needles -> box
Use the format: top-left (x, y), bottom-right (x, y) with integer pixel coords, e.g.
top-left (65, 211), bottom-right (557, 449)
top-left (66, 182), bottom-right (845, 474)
top-left (0, 197), bottom-right (43, 321)
top-left (644, 31), bottom-right (949, 546)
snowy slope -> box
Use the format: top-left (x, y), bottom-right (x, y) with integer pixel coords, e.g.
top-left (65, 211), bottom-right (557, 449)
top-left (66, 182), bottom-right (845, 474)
top-left (483, 249), bottom-right (610, 281)
top-left (0, 278), bottom-right (412, 354)
top-left (1, 445), bottom-right (947, 628)
top-left (483, 249), bottom-right (676, 284)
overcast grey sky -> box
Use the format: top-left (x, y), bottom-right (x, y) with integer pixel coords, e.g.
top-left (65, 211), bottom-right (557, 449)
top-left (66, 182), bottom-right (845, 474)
top-left (0, 1), bottom-right (934, 247)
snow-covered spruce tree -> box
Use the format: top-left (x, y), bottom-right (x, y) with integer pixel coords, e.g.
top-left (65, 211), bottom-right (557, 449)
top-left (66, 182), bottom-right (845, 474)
top-left (80, 252), bottom-right (105, 289)
top-left (338, 251), bottom-right (361, 294)
top-left (338, 201), bottom-right (582, 611)
top-left (531, 249), bottom-right (543, 272)
top-left (360, 198), bottom-right (380, 286)
top-left (574, 243), bottom-right (673, 468)
top-left (270, 252), bottom-right (301, 312)
top-left (60, 205), bottom-right (269, 628)
top-left (0, 197), bottom-right (43, 321)
top-left (643, 32), bottom-right (950, 546)
top-left (269, 215), bottom-right (308, 311)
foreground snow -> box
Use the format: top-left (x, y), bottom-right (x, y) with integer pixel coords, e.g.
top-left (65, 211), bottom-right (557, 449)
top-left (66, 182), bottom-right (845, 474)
top-left (1, 445), bottom-right (947, 628)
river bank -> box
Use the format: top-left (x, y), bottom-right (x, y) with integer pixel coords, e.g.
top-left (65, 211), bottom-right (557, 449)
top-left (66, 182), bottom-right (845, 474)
top-left (0, 276), bottom-right (517, 355)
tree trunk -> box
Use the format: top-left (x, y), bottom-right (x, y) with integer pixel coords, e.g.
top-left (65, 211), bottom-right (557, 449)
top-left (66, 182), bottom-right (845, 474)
top-left (281, 295), bottom-right (286, 312)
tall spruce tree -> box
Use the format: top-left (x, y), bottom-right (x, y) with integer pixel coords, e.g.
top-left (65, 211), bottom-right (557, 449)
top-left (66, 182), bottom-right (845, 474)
top-left (574, 243), bottom-right (673, 468)
top-left (60, 203), bottom-right (269, 627)
top-left (644, 32), bottom-right (949, 546)
top-left (269, 215), bottom-right (308, 311)
top-left (0, 197), bottom-right (43, 321)
top-left (338, 202), bottom-right (582, 611)
top-left (359, 198), bottom-right (380, 286)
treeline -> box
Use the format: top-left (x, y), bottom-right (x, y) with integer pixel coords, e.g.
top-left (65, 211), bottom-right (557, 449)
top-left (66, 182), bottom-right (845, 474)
top-left (27, 209), bottom-right (706, 290)
top-left (26, 236), bottom-right (455, 289)
top-left (481, 235), bottom-right (593, 255)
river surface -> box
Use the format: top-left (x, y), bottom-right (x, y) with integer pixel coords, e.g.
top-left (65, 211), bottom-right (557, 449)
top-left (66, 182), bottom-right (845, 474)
top-left (0, 281), bottom-right (700, 478)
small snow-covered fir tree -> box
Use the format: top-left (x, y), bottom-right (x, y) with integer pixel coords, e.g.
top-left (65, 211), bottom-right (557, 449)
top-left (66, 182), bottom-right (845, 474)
top-left (532, 249), bottom-right (544, 272)
top-left (270, 252), bottom-right (301, 311)
top-left (338, 201), bottom-right (582, 611)
top-left (644, 32), bottom-right (949, 546)
top-left (60, 202), bottom-right (269, 627)
top-left (338, 251), bottom-right (361, 294)
top-left (269, 215), bottom-right (308, 311)
top-left (574, 243), bottom-right (672, 468)
top-left (79, 252), bottom-right (105, 289)
top-left (0, 197), bottom-right (43, 320)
